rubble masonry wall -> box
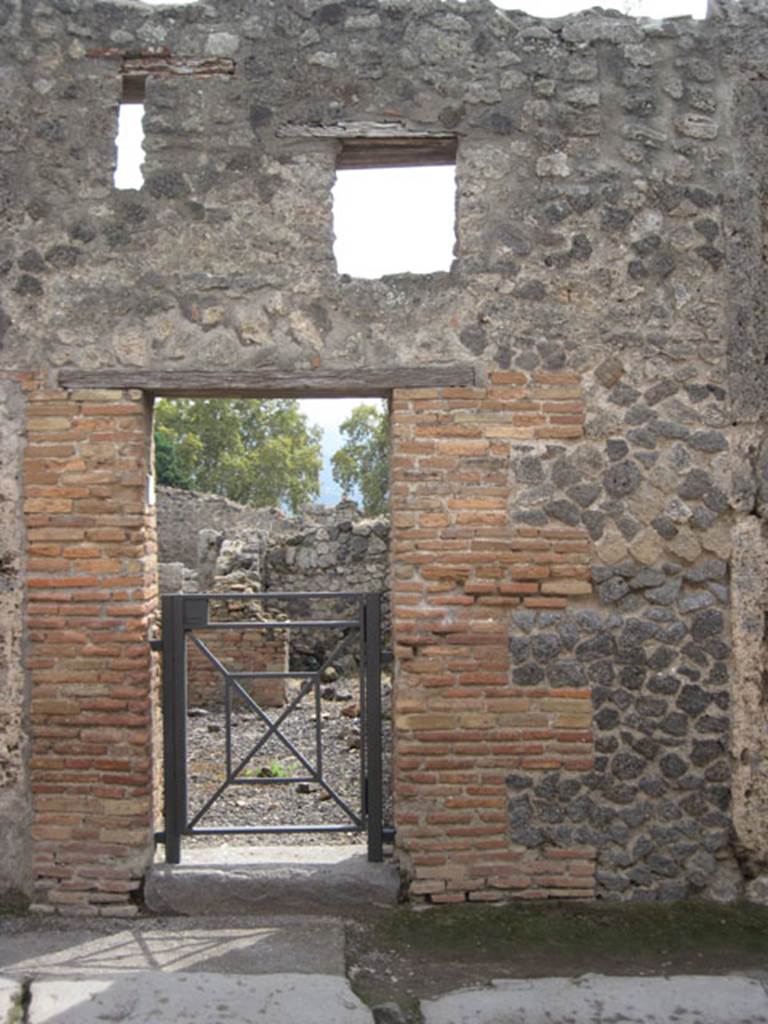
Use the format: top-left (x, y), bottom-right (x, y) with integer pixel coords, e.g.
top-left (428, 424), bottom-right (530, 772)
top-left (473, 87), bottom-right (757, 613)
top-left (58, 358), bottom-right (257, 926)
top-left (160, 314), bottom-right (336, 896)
top-left (1, 0), bottom-right (768, 907)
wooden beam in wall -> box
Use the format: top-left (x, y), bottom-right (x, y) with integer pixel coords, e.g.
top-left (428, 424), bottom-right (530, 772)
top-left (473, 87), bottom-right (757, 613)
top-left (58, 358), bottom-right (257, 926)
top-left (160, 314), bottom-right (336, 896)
top-left (57, 364), bottom-right (477, 398)
top-left (121, 74), bottom-right (146, 104)
top-left (276, 122), bottom-right (458, 169)
top-left (337, 137), bottom-right (458, 169)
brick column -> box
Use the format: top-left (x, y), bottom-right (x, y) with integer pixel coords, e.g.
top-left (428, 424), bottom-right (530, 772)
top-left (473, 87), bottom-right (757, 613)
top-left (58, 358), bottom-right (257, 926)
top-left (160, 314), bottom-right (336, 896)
top-left (391, 374), bottom-right (596, 902)
top-left (24, 383), bottom-right (157, 915)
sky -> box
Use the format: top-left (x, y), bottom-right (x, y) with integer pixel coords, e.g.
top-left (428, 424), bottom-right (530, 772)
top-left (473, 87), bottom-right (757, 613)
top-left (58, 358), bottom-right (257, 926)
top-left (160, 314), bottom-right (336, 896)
top-left (129, 0), bottom-right (704, 504)
top-left (299, 398), bottom-right (385, 505)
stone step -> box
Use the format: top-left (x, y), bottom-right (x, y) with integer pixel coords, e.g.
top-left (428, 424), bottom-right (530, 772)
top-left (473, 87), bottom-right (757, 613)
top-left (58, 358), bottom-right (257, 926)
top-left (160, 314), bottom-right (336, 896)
top-left (145, 844), bottom-right (401, 916)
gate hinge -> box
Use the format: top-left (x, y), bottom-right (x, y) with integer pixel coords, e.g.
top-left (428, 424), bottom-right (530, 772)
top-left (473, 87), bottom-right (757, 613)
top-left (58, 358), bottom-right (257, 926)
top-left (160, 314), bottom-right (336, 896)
top-left (149, 638), bottom-right (163, 652)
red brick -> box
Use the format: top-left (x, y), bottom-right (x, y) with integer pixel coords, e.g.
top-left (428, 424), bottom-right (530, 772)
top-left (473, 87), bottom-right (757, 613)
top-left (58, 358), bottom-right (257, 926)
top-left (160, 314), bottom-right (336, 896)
top-left (24, 387), bottom-right (156, 913)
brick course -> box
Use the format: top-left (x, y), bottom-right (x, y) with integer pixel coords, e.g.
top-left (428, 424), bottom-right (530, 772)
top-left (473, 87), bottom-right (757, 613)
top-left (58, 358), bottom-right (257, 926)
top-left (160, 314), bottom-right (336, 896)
top-left (23, 382), bottom-right (156, 914)
top-left (391, 378), bottom-right (596, 901)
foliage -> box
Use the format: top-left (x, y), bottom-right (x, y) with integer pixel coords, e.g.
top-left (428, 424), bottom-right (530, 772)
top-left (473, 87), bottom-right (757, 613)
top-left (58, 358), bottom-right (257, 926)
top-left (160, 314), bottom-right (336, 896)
top-left (243, 759), bottom-right (295, 779)
top-left (154, 429), bottom-right (193, 490)
top-left (331, 402), bottom-right (389, 516)
top-left (154, 398), bottom-right (322, 513)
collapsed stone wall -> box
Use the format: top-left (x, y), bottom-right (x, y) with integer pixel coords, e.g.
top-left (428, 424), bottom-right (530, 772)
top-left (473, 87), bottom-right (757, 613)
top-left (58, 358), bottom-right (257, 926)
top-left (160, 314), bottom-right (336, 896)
top-left (2, 0), bottom-right (768, 910)
top-left (157, 487), bottom-right (389, 602)
top-left (185, 624), bottom-right (288, 708)
top-left (160, 524), bottom-right (290, 708)
top-left (157, 488), bottom-right (282, 571)
top-left (157, 486), bottom-right (391, 670)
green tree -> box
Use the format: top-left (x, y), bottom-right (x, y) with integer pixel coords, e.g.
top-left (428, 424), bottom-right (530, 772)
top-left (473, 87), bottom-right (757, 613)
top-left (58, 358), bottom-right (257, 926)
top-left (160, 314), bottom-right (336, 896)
top-left (331, 403), bottom-right (389, 516)
top-left (154, 429), bottom-right (194, 490)
top-left (154, 398), bottom-right (322, 513)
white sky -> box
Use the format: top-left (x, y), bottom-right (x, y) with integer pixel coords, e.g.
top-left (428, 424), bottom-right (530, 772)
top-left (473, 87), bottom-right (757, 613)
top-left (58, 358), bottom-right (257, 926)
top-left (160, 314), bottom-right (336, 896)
top-left (333, 166), bottom-right (456, 277)
top-left (130, 0), bottom-right (703, 502)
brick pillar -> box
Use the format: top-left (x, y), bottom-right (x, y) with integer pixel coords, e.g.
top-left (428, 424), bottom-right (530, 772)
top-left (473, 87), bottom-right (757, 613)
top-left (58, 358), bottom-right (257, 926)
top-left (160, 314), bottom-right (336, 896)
top-left (24, 383), bottom-right (157, 915)
top-left (391, 374), bottom-right (597, 902)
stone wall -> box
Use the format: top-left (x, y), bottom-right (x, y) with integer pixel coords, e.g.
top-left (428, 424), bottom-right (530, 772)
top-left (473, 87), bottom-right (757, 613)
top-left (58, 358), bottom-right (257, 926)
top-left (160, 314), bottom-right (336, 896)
top-left (157, 487), bottom-right (391, 668)
top-left (158, 487), bottom-right (389, 602)
top-left (0, 376), bottom-right (30, 901)
top-left (159, 531), bottom-right (290, 708)
top-left (157, 488), bottom-right (280, 571)
top-left (2, 0), bottom-right (768, 909)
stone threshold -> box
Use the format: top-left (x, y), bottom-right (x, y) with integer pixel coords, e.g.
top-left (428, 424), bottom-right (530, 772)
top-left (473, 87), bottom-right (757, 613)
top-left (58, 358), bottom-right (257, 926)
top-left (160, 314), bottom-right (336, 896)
top-left (145, 844), bottom-right (401, 916)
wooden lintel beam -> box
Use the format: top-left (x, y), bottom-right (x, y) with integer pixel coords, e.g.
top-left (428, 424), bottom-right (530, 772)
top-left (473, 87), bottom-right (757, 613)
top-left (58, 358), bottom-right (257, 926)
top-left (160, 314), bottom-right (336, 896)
top-left (122, 74), bottom-right (146, 104)
top-left (338, 137), bottom-right (458, 170)
top-left (122, 56), bottom-right (236, 78)
top-left (277, 123), bottom-right (458, 169)
top-left (57, 364), bottom-right (478, 398)
top-left (277, 122), bottom-right (456, 140)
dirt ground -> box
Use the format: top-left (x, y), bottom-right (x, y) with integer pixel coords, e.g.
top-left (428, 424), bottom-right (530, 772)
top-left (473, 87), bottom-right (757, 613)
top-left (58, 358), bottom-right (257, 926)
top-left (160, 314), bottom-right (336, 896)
top-left (183, 672), bottom-right (393, 847)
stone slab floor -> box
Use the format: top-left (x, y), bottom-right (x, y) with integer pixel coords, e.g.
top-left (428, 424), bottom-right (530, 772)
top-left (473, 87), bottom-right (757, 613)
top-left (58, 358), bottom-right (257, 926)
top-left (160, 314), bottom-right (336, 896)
top-left (0, 902), bottom-right (768, 1023)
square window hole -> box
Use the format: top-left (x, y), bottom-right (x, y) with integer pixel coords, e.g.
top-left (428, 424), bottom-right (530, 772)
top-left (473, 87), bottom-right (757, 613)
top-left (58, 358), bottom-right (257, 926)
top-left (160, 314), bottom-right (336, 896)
top-left (333, 139), bottom-right (457, 279)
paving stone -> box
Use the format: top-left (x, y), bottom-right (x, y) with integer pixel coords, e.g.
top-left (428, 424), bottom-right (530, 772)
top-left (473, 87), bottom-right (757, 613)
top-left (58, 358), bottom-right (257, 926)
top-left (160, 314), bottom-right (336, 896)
top-left (0, 919), bottom-right (347, 981)
top-left (28, 972), bottom-right (373, 1024)
top-left (422, 975), bottom-right (768, 1024)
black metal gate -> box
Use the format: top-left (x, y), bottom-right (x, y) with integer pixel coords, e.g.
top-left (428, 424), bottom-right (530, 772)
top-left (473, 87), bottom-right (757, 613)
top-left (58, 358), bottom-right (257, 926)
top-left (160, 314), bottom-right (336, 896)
top-left (157, 591), bottom-right (386, 863)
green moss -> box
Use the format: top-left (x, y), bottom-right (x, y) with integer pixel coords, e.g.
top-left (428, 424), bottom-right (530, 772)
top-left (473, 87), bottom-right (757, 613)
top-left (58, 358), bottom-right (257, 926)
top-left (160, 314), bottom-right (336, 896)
top-left (0, 891), bottom-right (29, 917)
top-left (346, 903), bottom-right (768, 1015)
top-left (4, 980), bottom-right (29, 1024)
top-left (6, 998), bottom-right (23, 1024)
top-left (377, 900), bottom-right (768, 962)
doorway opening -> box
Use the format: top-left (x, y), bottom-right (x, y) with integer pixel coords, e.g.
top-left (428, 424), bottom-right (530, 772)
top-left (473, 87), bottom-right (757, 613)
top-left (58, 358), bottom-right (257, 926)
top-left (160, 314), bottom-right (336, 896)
top-left (151, 394), bottom-right (393, 862)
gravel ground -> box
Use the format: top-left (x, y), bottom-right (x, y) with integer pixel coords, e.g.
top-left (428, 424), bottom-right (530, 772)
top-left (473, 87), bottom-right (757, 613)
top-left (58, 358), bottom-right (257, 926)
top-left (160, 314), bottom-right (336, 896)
top-left (183, 675), bottom-right (392, 847)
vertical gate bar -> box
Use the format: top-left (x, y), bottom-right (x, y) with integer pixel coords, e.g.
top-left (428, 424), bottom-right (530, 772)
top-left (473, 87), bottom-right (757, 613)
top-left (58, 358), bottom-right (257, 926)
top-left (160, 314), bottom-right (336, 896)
top-left (175, 600), bottom-right (189, 860)
top-left (161, 594), bottom-right (187, 864)
top-left (364, 592), bottom-right (383, 862)
top-left (360, 598), bottom-right (368, 819)
top-left (357, 596), bottom-right (367, 820)
top-left (314, 668), bottom-right (323, 779)
top-left (225, 670), bottom-right (232, 781)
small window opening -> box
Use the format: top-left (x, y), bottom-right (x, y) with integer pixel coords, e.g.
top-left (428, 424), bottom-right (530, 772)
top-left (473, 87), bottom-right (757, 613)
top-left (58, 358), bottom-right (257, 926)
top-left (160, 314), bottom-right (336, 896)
top-left (114, 75), bottom-right (146, 190)
top-left (333, 138), bottom-right (457, 279)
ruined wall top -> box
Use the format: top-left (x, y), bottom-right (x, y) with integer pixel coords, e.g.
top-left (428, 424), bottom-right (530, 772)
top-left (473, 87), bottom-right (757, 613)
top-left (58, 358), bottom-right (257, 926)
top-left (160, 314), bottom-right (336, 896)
top-left (1, 0), bottom-right (768, 419)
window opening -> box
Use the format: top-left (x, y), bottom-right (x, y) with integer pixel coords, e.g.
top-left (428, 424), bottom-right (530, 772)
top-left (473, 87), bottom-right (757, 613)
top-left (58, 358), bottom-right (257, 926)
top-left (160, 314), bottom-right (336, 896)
top-left (333, 138), bottom-right (457, 279)
top-left (114, 75), bottom-right (146, 190)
